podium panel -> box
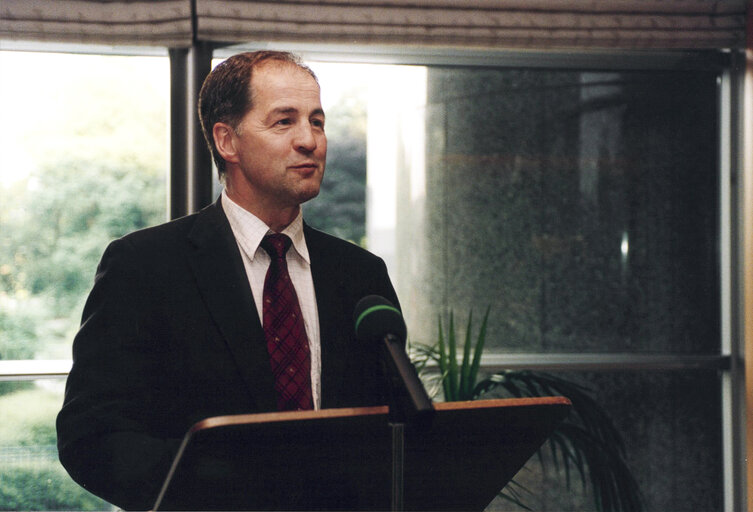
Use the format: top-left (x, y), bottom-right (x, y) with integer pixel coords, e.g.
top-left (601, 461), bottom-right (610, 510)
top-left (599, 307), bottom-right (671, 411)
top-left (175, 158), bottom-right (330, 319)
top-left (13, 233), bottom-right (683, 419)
top-left (154, 397), bottom-right (571, 511)
top-left (403, 397), bottom-right (570, 511)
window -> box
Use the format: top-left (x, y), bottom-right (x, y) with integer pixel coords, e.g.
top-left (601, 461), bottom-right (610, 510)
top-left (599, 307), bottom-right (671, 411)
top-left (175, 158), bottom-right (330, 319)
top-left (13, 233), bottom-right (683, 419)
top-left (0, 50), bottom-right (169, 510)
top-left (0, 46), bottom-right (738, 511)
top-left (366, 58), bottom-right (727, 510)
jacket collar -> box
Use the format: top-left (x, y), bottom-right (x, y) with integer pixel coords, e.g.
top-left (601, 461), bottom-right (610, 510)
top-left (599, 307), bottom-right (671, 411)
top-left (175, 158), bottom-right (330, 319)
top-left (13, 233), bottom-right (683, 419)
top-left (186, 199), bottom-right (277, 412)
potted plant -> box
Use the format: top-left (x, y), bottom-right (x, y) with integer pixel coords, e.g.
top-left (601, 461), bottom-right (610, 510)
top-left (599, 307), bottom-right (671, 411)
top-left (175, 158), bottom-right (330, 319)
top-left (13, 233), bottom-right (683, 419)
top-left (411, 309), bottom-right (643, 512)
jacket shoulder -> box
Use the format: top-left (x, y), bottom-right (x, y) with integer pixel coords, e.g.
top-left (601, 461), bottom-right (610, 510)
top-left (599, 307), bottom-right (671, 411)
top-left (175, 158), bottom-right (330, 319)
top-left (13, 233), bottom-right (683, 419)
top-left (109, 201), bottom-right (225, 253)
top-left (304, 224), bottom-right (383, 263)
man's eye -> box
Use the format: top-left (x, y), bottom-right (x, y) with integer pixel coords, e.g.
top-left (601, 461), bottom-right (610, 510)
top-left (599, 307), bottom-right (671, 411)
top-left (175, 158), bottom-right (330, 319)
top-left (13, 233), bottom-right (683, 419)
top-left (275, 118), bottom-right (292, 126)
top-left (312, 119), bottom-right (325, 129)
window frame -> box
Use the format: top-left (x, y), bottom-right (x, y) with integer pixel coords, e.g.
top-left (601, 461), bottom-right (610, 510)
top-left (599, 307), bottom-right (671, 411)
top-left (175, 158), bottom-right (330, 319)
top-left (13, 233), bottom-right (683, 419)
top-left (0, 41), bottom-right (746, 511)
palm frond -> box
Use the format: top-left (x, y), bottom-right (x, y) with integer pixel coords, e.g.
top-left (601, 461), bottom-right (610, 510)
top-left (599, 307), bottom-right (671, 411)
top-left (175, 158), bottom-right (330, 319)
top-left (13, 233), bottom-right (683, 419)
top-left (412, 309), bottom-right (643, 512)
top-left (497, 478), bottom-right (533, 511)
top-left (476, 370), bottom-right (642, 512)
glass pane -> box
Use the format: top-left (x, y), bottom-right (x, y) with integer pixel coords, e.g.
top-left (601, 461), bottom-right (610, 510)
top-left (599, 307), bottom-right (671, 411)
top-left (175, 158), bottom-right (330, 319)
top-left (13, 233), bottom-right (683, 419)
top-left (0, 379), bottom-right (112, 510)
top-left (391, 67), bottom-right (720, 354)
top-left (304, 62), bottom-right (373, 244)
top-left (0, 51), bottom-right (168, 361)
top-left (481, 370), bottom-right (723, 511)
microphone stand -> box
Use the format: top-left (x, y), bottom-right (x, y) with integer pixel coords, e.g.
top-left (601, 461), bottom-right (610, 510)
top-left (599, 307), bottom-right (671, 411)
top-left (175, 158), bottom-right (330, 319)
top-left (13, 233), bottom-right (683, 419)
top-left (380, 334), bottom-right (435, 511)
top-left (390, 421), bottom-right (405, 512)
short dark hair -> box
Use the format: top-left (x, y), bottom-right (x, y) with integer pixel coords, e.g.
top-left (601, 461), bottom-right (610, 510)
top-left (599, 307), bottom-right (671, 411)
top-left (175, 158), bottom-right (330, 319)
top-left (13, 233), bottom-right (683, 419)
top-left (197, 51), bottom-right (318, 180)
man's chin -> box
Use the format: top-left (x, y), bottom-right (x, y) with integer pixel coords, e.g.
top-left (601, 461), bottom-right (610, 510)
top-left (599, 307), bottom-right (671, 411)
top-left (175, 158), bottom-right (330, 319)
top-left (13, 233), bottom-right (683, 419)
top-left (297, 186), bottom-right (321, 205)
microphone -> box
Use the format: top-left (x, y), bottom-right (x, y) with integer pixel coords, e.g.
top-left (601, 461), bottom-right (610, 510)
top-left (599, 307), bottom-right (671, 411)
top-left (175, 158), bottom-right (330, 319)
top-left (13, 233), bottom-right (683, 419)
top-left (354, 296), bottom-right (434, 428)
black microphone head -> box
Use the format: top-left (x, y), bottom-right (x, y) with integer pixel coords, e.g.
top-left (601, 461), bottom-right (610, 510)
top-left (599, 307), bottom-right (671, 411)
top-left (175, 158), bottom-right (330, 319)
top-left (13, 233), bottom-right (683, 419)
top-left (354, 295), bottom-right (406, 342)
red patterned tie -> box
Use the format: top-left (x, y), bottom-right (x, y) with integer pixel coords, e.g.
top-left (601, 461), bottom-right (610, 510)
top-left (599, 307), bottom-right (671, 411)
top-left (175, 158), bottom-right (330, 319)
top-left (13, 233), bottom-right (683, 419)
top-left (261, 234), bottom-right (313, 411)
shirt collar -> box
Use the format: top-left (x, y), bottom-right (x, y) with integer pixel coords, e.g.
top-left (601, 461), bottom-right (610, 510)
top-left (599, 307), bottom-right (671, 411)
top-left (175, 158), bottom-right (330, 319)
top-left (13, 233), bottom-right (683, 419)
top-left (222, 189), bottom-right (310, 264)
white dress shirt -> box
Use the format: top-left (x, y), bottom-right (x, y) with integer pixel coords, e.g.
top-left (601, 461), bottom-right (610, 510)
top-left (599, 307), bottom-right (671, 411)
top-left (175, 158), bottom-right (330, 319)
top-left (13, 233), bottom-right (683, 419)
top-left (221, 190), bottom-right (322, 410)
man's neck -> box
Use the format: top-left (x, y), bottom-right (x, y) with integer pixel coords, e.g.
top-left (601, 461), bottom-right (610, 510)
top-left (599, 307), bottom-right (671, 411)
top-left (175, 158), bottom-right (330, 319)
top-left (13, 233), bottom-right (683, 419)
top-left (264, 209), bottom-right (299, 233)
top-left (224, 187), bottom-right (300, 232)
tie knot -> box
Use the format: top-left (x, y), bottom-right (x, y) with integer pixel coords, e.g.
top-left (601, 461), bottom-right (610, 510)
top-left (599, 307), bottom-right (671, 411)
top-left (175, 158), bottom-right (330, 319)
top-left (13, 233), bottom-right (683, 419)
top-left (261, 234), bottom-right (292, 260)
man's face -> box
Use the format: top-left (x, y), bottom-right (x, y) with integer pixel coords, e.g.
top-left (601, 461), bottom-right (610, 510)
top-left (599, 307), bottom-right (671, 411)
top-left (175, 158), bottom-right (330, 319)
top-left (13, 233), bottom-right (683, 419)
top-left (225, 62), bottom-right (326, 214)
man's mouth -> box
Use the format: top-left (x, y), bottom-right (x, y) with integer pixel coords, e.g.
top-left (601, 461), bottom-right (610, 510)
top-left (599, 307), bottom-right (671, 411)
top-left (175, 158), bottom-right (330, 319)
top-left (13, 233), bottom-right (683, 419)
top-left (291, 163), bottom-right (318, 173)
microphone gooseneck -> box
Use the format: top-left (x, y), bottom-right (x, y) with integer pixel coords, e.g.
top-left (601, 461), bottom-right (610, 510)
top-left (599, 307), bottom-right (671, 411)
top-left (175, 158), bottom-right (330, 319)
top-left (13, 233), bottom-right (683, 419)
top-left (353, 295), bottom-right (434, 428)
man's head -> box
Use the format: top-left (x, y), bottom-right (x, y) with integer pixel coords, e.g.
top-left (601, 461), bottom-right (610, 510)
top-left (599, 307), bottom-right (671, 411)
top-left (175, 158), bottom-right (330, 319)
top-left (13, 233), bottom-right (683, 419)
top-left (198, 51), bottom-right (319, 180)
top-left (198, 51), bottom-right (327, 229)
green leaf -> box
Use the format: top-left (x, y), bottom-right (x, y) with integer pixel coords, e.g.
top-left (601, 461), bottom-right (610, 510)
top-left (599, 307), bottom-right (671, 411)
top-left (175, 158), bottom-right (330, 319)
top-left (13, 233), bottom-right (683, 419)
top-left (459, 310), bottom-right (474, 400)
top-left (436, 316), bottom-right (450, 401)
top-left (467, 306), bottom-right (490, 399)
top-left (446, 312), bottom-right (459, 401)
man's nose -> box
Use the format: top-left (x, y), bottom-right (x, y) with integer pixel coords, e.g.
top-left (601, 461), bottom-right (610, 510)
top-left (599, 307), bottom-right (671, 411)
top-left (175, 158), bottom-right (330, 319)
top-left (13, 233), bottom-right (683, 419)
top-left (294, 123), bottom-right (318, 152)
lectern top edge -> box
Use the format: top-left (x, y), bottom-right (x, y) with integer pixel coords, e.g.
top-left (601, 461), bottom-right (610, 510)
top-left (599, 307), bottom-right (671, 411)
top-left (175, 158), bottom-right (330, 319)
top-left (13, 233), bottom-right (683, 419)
top-left (434, 396), bottom-right (571, 412)
top-left (187, 396), bottom-right (572, 434)
top-left (189, 405), bottom-right (390, 433)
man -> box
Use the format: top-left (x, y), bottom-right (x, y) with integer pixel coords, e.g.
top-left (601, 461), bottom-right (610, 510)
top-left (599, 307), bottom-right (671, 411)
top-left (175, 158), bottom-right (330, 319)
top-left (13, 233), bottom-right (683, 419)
top-left (56, 51), bottom-right (399, 510)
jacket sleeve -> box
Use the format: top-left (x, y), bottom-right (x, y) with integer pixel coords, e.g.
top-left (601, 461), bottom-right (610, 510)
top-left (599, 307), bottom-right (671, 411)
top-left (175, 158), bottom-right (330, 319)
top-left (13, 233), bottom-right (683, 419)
top-left (56, 238), bottom-right (181, 510)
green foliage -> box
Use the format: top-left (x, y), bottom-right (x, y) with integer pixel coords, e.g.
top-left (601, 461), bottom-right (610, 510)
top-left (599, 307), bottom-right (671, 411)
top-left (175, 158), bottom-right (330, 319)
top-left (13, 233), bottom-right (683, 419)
top-left (0, 309), bottom-right (36, 360)
top-left (0, 464), bottom-right (110, 511)
top-left (305, 136), bottom-right (367, 243)
top-left (0, 388), bottom-right (60, 446)
top-left (1, 51), bottom-right (168, 365)
top-left (0, 387), bottom-right (111, 510)
top-left (3, 160), bottom-right (163, 311)
top-left (304, 87), bottom-right (367, 244)
top-left (0, 158), bottom-right (164, 361)
top-left (412, 310), bottom-right (643, 512)
top-left (0, 381), bottom-right (33, 396)
top-left (414, 308), bottom-right (490, 401)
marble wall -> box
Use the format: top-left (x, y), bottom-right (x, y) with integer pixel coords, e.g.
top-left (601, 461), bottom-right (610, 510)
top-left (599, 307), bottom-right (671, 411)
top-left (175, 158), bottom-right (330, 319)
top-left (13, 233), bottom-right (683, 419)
top-left (395, 66), bottom-right (723, 511)
top-left (398, 67), bottom-right (719, 355)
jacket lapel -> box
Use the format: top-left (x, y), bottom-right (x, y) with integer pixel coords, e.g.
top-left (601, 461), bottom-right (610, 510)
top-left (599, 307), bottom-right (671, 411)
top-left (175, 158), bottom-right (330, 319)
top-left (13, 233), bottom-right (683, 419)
top-left (186, 200), bottom-right (277, 412)
top-left (305, 225), bottom-right (350, 408)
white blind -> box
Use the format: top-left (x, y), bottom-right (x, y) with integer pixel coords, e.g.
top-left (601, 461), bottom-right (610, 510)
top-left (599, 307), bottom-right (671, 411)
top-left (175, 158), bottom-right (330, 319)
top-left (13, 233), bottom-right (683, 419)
top-left (1, 0), bottom-right (748, 50)
top-left (0, 0), bottom-right (193, 47)
top-left (196, 0), bottom-right (747, 50)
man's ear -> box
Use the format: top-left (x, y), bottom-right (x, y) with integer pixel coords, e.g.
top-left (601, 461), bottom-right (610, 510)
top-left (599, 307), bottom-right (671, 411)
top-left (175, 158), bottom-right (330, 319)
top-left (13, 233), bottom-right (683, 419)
top-left (213, 122), bottom-right (240, 165)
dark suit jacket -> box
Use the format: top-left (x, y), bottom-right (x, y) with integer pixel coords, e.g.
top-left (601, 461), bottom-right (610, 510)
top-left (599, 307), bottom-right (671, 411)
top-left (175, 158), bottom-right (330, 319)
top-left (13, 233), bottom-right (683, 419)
top-left (56, 199), bottom-right (399, 510)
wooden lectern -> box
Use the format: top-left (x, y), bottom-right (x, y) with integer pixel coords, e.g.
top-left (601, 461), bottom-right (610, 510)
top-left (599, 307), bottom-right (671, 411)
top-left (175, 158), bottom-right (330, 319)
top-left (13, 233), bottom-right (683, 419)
top-left (153, 396), bottom-right (571, 511)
